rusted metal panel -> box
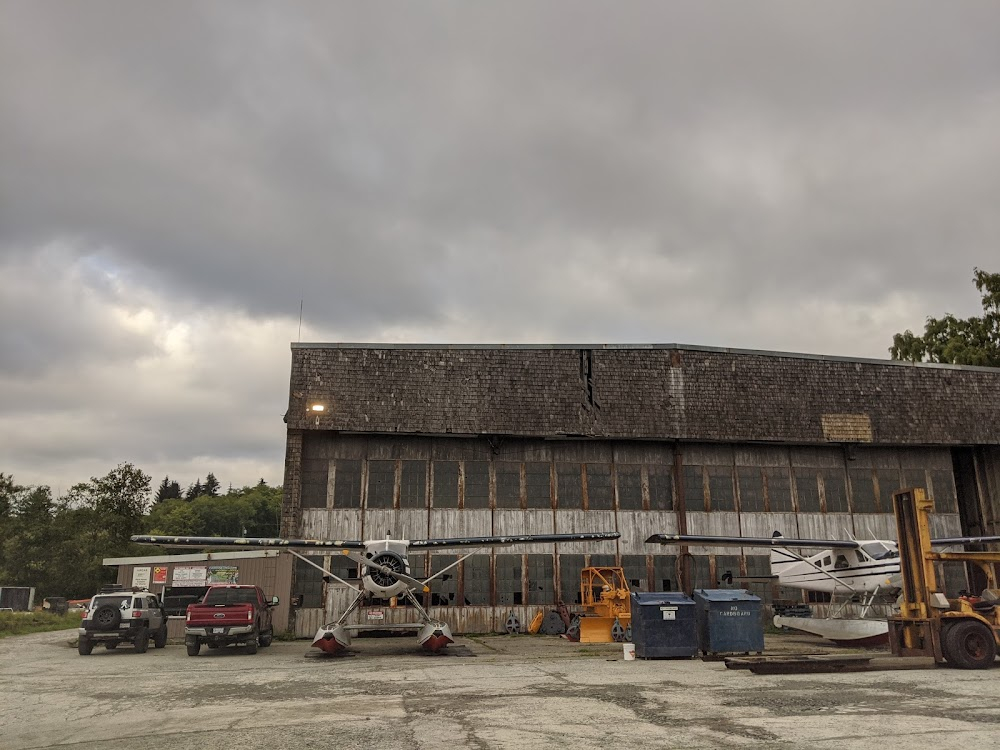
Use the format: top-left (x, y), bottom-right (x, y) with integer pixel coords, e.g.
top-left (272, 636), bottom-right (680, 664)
top-left (428, 509), bottom-right (492, 539)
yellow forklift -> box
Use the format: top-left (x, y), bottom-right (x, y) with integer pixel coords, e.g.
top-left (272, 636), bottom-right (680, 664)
top-left (888, 488), bottom-right (1000, 669)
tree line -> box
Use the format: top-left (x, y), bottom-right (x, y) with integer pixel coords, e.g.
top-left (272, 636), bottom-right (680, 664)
top-left (0, 465), bottom-right (281, 601)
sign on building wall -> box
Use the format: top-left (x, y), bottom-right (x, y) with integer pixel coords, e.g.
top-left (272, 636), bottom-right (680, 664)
top-left (207, 566), bottom-right (239, 584)
top-left (152, 567), bottom-right (168, 585)
top-left (131, 567), bottom-right (151, 589)
top-left (172, 566), bottom-right (208, 587)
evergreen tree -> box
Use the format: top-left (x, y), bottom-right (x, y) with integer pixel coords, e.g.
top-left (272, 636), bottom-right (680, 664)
top-left (203, 473), bottom-right (221, 497)
top-left (186, 479), bottom-right (204, 500)
top-left (155, 476), bottom-right (182, 503)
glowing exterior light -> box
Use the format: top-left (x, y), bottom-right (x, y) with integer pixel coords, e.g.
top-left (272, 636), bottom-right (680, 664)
top-left (310, 404), bottom-right (325, 412)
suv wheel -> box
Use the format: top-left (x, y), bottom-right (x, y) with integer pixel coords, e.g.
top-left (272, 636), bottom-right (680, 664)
top-left (78, 636), bottom-right (93, 656)
top-left (154, 624), bottom-right (168, 649)
top-left (186, 638), bottom-right (201, 656)
top-left (245, 628), bottom-right (259, 655)
top-left (133, 626), bottom-right (148, 654)
top-left (91, 604), bottom-right (122, 631)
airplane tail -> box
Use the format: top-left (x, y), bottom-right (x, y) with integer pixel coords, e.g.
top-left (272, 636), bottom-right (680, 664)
top-left (768, 531), bottom-right (796, 569)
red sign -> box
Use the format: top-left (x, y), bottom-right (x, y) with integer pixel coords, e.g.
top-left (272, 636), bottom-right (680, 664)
top-left (152, 567), bottom-right (168, 585)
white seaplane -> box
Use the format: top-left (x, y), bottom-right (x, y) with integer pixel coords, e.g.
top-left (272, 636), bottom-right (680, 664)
top-left (646, 530), bottom-right (1000, 645)
top-left (133, 531), bottom-right (619, 654)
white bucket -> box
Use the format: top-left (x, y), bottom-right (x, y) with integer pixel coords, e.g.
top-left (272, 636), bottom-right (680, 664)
top-left (623, 643), bottom-right (636, 660)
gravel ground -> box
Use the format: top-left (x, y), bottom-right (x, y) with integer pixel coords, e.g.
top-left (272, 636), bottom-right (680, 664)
top-left (2, 629), bottom-right (999, 749)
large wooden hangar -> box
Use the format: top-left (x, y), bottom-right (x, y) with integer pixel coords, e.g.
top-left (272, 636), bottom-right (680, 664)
top-left (279, 343), bottom-right (1000, 637)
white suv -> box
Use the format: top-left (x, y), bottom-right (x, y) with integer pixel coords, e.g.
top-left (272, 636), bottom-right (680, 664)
top-left (78, 587), bottom-right (168, 655)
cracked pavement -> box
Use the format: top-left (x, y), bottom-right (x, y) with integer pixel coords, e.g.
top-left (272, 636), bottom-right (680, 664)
top-left (2, 630), bottom-right (999, 749)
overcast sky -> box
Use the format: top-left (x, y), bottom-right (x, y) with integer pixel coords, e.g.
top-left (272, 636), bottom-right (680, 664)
top-left (2, 2), bottom-right (998, 494)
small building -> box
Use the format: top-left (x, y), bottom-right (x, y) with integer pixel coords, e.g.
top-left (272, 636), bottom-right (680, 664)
top-left (278, 343), bottom-right (1000, 636)
top-left (103, 550), bottom-right (292, 638)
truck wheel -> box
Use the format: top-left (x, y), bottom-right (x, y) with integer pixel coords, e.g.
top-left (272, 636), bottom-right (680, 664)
top-left (154, 625), bottom-right (168, 649)
top-left (260, 628), bottom-right (273, 647)
top-left (78, 636), bottom-right (93, 656)
top-left (186, 638), bottom-right (201, 656)
top-left (943, 620), bottom-right (997, 669)
top-left (133, 626), bottom-right (148, 654)
top-left (105, 642), bottom-right (118, 650)
top-left (245, 629), bottom-right (259, 655)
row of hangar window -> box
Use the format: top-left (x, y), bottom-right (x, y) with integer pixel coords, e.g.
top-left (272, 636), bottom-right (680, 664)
top-left (300, 458), bottom-right (958, 515)
top-left (294, 552), bottom-right (971, 610)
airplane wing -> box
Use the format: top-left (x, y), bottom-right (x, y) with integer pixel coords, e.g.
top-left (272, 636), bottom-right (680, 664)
top-left (410, 532), bottom-right (620, 549)
top-left (645, 533), bottom-right (860, 549)
top-left (131, 535), bottom-right (366, 550)
top-left (930, 534), bottom-right (1000, 546)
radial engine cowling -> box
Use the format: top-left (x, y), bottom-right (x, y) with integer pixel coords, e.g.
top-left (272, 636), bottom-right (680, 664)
top-left (362, 540), bottom-right (411, 599)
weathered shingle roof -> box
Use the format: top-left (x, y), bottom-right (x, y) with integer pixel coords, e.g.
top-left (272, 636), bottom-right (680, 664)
top-left (286, 343), bottom-right (1000, 446)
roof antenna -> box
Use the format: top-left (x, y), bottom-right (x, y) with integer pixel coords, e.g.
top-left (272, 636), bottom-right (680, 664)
top-left (297, 299), bottom-right (304, 342)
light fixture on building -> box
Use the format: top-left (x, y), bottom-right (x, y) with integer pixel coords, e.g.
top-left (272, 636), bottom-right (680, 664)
top-left (310, 404), bottom-right (325, 412)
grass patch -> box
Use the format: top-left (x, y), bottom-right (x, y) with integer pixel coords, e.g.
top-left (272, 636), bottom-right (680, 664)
top-left (0, 611), bottom-right (83, 638)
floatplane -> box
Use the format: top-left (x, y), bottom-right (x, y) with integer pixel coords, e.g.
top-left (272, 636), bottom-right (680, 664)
top-left (646, 529), bottom-right (1000, 645)
top-left (133, 531), bottom-right (619, 654)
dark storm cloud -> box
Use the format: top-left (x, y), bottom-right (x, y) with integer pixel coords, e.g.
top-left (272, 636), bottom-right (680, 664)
top-left (2, 1), bottom-right (999, 488)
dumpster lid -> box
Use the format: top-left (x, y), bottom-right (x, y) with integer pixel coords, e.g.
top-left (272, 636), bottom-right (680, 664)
top-left (693, 588), bottom-right (761, 603)
top-left (631, 592), bottom-right (694, 605)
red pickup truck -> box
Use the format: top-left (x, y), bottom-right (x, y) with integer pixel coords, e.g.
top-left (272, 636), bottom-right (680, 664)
top-left (184, 584), bottom-right (278, 656)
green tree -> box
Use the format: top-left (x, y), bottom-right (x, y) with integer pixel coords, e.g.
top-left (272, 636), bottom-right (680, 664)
top-left (186, 479), bottom-right (204, 500)
top-left (155, 476), bottom-right (182, 503)
top-left (203, 473), bottom-right (221, 497)
top-left (890, 268), bottom-right (1000, 366)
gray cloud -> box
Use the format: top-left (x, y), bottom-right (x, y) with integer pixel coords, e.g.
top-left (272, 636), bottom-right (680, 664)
top-left (2, 1), bottom-right (999, 489)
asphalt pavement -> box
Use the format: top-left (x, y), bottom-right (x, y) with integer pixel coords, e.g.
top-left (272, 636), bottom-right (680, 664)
top-left (2, 629), bottom-right (999, 749)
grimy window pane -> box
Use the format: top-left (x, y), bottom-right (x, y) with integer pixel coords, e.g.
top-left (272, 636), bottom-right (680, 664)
top-left (714, 555), bottom-right (741, 586)
top-left (366, 460), bottom-right (396, 509)
top-left (902, 469), bottom-right (927, 493)
top-left (556, 464), bottom-right (583, 509)
top-left (708, 466), bottom-right (735, 511)
top-left (461, 554), bottom-right (490, 605)
top-left (737, 467), bottom-right (764, 512)
top-left (300, 458), bottom-right (328, 509)
top-left (616, 464), bottom-right (643, 510)
top-left (648, 464), bottom-right (674, 510)
top-left (495, 461), bottom-right (522, 509)
top-left (653, 555), bottom-right (676, 592)
top-left (745, 556), bottom-right (772, 603)
top-left (586, 464), bottom-right (613, 510)
top-left (430, 554), bottom-right (457, 606)
top-left (525, 462), bottom-right (552, 509)
top-left (464, 461), bottom-right (490, 509)
top-left (849, 468), bottom-right (877, 513)
top-left (334, 459), bottom-right (362, 509)
top-left (407, 553), bottom-right (427, 586)
top-left (496, 554), bottom-right (522, 606)
top-left (930, 470), bottom-right (958, 513)
top-left (621, 554), bottom-right (646, 592)
top-left (795, 469), bottom-right (820, 513)
top-left (400, 460), bottom-right (427, 509)
top-left (589, 554), bottom-right (616, 569)
top-left (822, 470), bottom-right (849, 513)
top-left (683, 465), bottom-right (705, 511)
top-left (526, 554), bottom-right (554, 605)
top-left (433, 461), bottom-right (459, 509)
top-left (559, 554), bottom-right (586, 605)
top-left (765, 467), bottom-right (793, 512)
top-left (876, 469), bottom-right (901, 511)
top-left (294, 556), bottom-right (324, 608)
top-left (690, 555), bottom-right (711, 589)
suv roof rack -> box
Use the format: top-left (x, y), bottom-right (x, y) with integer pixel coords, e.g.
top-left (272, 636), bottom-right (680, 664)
top-left (98, 584), bottom-right (126, 593)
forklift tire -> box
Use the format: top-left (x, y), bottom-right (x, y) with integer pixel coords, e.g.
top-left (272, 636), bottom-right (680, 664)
top-left (943, 620), bottom-right (997, 670)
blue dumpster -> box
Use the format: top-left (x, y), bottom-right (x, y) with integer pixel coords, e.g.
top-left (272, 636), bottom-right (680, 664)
top-left (693, 589), bottom-right (764, 655)
top-left (629, 592), bottom-right (698, 659)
